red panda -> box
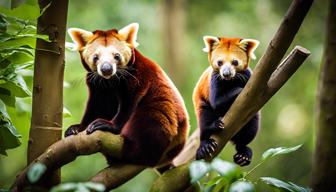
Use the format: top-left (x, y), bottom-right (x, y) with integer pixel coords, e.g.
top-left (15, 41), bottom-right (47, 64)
top-left (193, 36), bottom-right (260, 166)
top-left (65, 23), bottom-right (189, 167)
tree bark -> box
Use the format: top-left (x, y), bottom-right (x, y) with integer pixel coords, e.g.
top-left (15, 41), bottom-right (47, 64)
top-left (161, 0), bottom-right (185, 86)
top-left (150, 47), bottom-right (310, 192)
top-left (173, 0), bottom-right (313, 166)
top-left (28, 0), bottom-right (68, 188)
top-left (151, 0), bottom-right (313, 190)
top-left (12, 131), bottom-right (124, 191)
top-left (90, 164), bottom-right (146, 191)
top-left (311, 0), bottom-right (336, 190)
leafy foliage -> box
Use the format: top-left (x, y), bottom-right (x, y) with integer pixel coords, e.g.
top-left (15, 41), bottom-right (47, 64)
top-left (262, 145), bottom-right (302, 161)
top-left (189, 145), bottom-right (311, 192)
top-left (0, 4), bottom-right (49, 155)
top-left (259, 177), bottom-right (311, 192)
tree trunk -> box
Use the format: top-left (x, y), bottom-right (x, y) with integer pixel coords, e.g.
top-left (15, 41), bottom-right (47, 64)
top-left (27, 0), bottom-right (68, 188)
top-left (161, 0), bottom-right (185, 86)
top-left (311, 0), bottom-right (336, 190)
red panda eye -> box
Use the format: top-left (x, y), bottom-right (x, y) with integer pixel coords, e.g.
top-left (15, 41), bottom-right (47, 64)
top-left (232, 59), bottom-right (239, 66)
top-left (114, 53), bottom-right (121, 61)
top-left (93, 54), bottom-right (99, 63)
top-left (217, 60), bottom-right (223, 67)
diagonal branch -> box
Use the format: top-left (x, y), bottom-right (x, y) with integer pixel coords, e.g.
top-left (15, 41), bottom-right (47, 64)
top-left (151, 0), bottom-right (313, 191)
top-left (90, 164), bottom-right (146, 191)
top-left (12, 131), bottom-right (124, 192)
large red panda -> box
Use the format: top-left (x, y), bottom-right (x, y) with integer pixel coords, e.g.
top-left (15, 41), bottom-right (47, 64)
top-left (193, 36), bottom-right (260, 166)
top-left (65, 23), bottom-right (189, 167)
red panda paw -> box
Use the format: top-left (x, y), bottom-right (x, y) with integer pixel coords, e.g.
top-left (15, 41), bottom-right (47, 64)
top-left (233, 146), bottom-right (252, 166)
top-left (64, 124), bottom-right (82, 137)
top-left (196, 139), bottom-right (218, 160)
top-left (86, 118), bottom-right (120, 135)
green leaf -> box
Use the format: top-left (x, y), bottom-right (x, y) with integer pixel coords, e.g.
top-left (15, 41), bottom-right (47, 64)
top-left (211, 178), bottom-right (228, 192)
top-left (2, 49), bottom-right (34, 65)
top-left (83, 182), bottom-right (105, 192)
top-left (0, 93), bottom-right (15, 107)
top-left (0, 99), bottom-right (21, 155)
top-left (0, 80), bottom-right (30, 98)
top-left (205, 176), bottom-right (222, 189)
top-left (262, 145), bottom-right (302, 161)
top-left (211, 158), bottom-right (242, 180)
top-left (63, 107), bottom-right (72, 118)
top-left (229, 181), bottom-right (255, 192)
top-left (260, 177), bottom-right (312, 192)
top-left (27, 163), bottom-right (47, 183)
top-left (0, 4), bottom-right (40, 20)
top-left (0, 36), bottom-right (36, 49)
top-left (0, 189), bottom-right (10, 192)
top-left (0, 14), bottom-right (9, 32)
top-left (189, 160), bottom-right (212, 183)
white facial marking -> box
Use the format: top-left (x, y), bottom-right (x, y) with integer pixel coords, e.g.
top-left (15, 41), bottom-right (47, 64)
top-left (94, 46), bottom-right (121, 79)
top-left (219, 62), bottom-right (236, 80)
top-left (112, 63), bottom-right (117, 76)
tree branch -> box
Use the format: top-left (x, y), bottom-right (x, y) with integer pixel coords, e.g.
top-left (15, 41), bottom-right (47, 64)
top-left (12, 131), bottom-right (124, 192)
top-left (152, 0), bottom-right (313, 191)
top-left (90, 164), bottom-right (146, 191)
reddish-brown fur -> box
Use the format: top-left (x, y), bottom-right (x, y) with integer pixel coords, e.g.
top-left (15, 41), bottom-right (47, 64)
top-left (66, 26), bottom-right (189, 167)
top-left (119, 49), bottom-right (189, 166)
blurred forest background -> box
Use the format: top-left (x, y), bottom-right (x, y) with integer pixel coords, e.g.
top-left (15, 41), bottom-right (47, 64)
top-left (0, 0), bottom-right (327, 191)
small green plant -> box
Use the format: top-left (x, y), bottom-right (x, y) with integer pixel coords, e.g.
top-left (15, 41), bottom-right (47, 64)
top-left (189, 145), bottom-right (311, 192)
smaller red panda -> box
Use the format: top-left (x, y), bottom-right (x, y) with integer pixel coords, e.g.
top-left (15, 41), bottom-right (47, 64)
top-left (193, 36), bottom-right (260, 166)
top-left (65, 23), bottom-right (189, 168)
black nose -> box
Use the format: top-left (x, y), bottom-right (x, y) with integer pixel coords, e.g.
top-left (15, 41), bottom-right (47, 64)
top-left (100, 63), bottom-right (113, 76)
top-left (222, 68), bottom-right (231, 76)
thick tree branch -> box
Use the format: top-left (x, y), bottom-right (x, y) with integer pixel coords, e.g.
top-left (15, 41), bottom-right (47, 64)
top-left (151, 46), bottom-right (310, 192)
top-left (90, 164), bottom-right (146, 191)
top-left (12, 131), bottom-right (124, 192)
top-left (152, 0), bottom-right (313, 191)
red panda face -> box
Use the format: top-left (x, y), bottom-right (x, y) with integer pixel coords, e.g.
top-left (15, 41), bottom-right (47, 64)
top-left (68, 23), bottom-right (139, 79)
top-left (203, 36), bottom-right (259, 80)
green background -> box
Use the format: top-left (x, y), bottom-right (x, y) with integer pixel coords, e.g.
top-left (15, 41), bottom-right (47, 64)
top-left (0, 0), bottom-right (326, 191)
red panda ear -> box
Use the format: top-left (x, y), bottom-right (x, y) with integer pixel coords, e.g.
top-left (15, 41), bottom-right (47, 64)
top-left (203, 36), bottom-right (219, 53)
top-left (118, 23), bottom-right (139, 48)
top-left (239, 39), bottom-right (260, 60)
top-left (68, 28), bottom-right (93, 50)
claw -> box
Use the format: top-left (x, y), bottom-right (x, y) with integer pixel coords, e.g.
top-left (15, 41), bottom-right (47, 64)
top-left (233, 149), bottom-right (252, 167)
top-left (196, 139), bottom-right (219, 160)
